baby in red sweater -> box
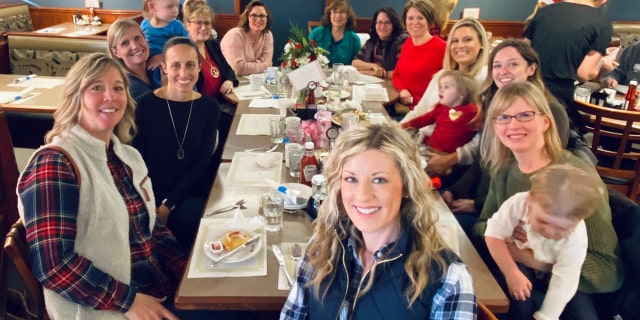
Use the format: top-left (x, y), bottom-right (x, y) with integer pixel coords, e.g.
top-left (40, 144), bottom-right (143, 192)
top-left (401, 70), bottom-right (479, 154)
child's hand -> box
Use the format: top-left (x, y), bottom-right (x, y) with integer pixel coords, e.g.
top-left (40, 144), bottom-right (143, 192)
top-left (147, 54), bottom-right (164, 71)
top-left (505, 269), bottom-right (532, 301)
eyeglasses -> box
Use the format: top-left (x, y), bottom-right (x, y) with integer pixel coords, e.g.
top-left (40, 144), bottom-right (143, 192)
top-left (188, 20), bottom-right (211, 27)
top-left (249, 14), bottom-right (268, 20)
top-left (330, 9), bottom-right (347, 15)
top-left (493, 111), bottom-right (543, 124)
top-left (376, 21), bottom-right (392, 26)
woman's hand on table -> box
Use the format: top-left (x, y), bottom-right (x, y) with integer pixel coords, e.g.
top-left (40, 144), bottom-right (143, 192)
top-left (399, 89), bottom-right (413, 105)
top-left (442, 191), bottom-right (475, 214)
top-left (426, 152), bottom-right (458, 176)
top-left (219, 80), bottom-right (234, 95)
top-left (125, 293), bottom-right (177, 320)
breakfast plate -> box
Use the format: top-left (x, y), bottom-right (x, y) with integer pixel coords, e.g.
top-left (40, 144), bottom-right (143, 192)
top-left (203, 229), bottom-right (262, 263)
top-left (331, 109), bottom-right (367, 126)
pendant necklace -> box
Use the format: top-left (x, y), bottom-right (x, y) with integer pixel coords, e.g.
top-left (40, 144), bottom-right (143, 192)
top-left (166, 96), bottom-right (194, 160)
top-left (203, 50), bottom-right (220, 78)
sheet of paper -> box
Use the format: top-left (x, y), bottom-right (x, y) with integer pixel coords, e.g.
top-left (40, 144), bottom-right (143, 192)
top-left (351, 85), bottom-right (390, 102)
top-left (248, 98), bottom-right (278, 108)
top-left (225, 152), bottom-right (283, 187)
top-left (287, 60), bottom-right (326, 92)
top-left (8, 78), bottom-right (66, 89)
top-left (233, 84), bottom-right (272, 101)
top-left (235, 114), bottom-right (274, 135)
top-left (0, 91), bottom-right (41, 104)
top-left (187, 219), bottom-right (267, 278)
top-left (353, 73), bottom-right (385, 84)
top-left (35, 27), bottom-right (65, 34)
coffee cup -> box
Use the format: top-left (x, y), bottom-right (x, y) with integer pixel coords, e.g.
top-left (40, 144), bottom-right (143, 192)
top-left (249, 74), bottom-right (262, 91)
top-left (341, 113), bottom-right (360, 131)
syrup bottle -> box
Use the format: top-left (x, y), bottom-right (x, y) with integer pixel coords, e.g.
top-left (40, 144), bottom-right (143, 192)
top-left (306, 174), bottom-right (327, 220)
top-left (299, 142), bottom-right (318, 187)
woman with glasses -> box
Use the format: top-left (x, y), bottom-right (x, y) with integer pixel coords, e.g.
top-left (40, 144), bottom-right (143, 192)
top-left (184, 2), bottom-right (237, 170)
top-left (475, 81), bottom-right (622, 319)
top-left (220, 0), bottom-right (273, 76)
top-left (351, 7), bottom-right (408, 79)
top-left (309, 0), bottom-right (361, 66)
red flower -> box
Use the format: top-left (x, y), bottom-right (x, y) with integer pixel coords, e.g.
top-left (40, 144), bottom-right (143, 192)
top-left (295, 43), bottom-right (303, 49)
top-left (281, 61), bottom-right (287, 68)
top-left (310, 54), bottom-right (316, 61)
top-left (309, 40), bottom-right (317, 46)
top-left (291, 60), bottom-right (297, 68)
top-left (287, 39), bottom-right (293, 44)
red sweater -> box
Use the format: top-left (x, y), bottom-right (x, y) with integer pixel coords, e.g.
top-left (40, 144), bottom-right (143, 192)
top-left (392, 36), bottom-right (446, 109)
top-left (402, 102), bottom-right (478, 153)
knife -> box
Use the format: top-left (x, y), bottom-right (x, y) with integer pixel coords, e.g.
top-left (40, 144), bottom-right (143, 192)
top-left (210, 234), bottom-right (261, 267)
top-left (272, 245), bottom-right (294, 287)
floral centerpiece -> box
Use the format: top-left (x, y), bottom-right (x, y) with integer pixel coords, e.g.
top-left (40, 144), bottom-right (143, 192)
top-left (280, 24), bottom-right (329, 70)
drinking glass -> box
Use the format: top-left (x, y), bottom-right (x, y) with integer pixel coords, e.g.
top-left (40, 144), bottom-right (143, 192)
top-left (574, 85), bottom-right (591, 103)
top-left (329, 63), bottom-right (345, 99)
top-left (269, 117), bottom-right (285, 143)
top-left (261, 191), bottom-right (284, 232)
top-left (278, 70), bottom-right (291, 98)
top-left (287, 143), bottom-right (304, 177)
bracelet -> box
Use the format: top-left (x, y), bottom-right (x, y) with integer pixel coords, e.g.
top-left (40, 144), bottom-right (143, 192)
top-left (162, 198), bottom-right (176, 212)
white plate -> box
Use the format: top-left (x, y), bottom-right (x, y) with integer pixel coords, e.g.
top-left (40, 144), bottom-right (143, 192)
top-left (322, 90), bottom-right (350, 99)
top-left (90, 21), bottom-right (102, 26)
top-left (282, 183), bottom-right (312, 210)
top-left (203, 229), bottom-right (262, 264)
top-left (75, 21), bottom-right (88, 26)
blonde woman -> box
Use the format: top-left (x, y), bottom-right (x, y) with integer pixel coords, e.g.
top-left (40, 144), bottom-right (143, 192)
top-left (281, 123), bottom-right (476, 319)
top-left (401, 17), bottom-right (489, 125)
top-left (476, 81), bottom-right (623, 319)
top-left (17, 53), bottom-right (185, 319)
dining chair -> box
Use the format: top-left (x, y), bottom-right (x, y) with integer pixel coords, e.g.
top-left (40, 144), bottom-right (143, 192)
top-left (307, 20), bottom-right (322, 33)
top-left (574, 100), bottom-right (640, 203)
top-left (0, 108), bottom-right (21, 224)
top-left (3, 219), bottom-right (50, 320)
top-left (477, 300), bottom-right (499, 320)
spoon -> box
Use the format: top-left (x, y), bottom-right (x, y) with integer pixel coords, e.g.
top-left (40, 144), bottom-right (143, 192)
top-left (204, 198), bottom-right (247, 217)
top-left (244, 144), bottom-right (278, 152)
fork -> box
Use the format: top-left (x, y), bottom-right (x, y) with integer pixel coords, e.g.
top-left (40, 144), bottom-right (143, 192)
top-left (244, 144), bottom-right (278, 152)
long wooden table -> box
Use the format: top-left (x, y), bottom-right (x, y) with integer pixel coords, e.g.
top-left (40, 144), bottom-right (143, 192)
top-left (174, 81), bottom-right (509, 313)
top-left (34, 22), bottom-right (110, 37)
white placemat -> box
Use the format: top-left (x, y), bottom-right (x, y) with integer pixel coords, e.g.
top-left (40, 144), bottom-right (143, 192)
top-left (236, 114), bottom-right (274, 135)
top-left (353, 73), bottom-right (385, 84)
top-left (233, 84), bottom-right (272, 100)
top-left (226, 152), bottom-right (282, 186)
top-left (351, 85), bottom-right (390, 102)
top-left (0, 91), bottom-right (40, 104)
top-left (277, 242), bottom-right (307, 291)
top-left (7, 78), bottom-right (66, 89)
top-left (248, 98), bottom-right (279, 108)
top-left (187, 219), bottom-right (267, 278)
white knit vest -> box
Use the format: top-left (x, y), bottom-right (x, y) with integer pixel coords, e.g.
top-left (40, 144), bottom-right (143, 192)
top-left (18, 125), bottom-right (156, 319)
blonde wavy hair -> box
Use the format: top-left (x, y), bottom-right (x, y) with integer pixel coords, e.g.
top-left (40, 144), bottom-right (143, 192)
top-left (306, 122), bottom-right (449, 306)
top-left (480, 81), bottom-right (563, 176)
top-left (45, 53), bottom-right (137, 144)
top-left (107, 19), bottom-right (145, 66)
top-left (430, 0), bottom-right (457, 33)
top-left (443, 17), bottom-right (489, 79)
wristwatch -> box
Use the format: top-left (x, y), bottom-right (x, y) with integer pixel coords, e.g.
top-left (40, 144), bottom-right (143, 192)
top-left (162, 198), bottom-right (176, 212)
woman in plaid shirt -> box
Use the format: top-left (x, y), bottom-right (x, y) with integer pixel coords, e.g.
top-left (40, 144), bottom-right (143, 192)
top-left (17, 53), bottom-right (186, 319)
top-left (281, 123), bottom-right (476, 320)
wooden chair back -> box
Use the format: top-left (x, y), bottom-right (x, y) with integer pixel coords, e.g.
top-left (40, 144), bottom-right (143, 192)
top-left (477, 300), bottom-right (499, 320)
top-left (0, 107), bottom-right (20, 224)
top-left (307, 20), bottom-right (322, 33)
top-left (3, 219), bottom-right (49, 320)
top-left (574, 100), bottom-right (640, 202)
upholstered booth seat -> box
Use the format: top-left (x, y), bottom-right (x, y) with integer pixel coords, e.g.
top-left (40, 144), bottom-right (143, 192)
top-left (0, 4), bottom-right (33, 34)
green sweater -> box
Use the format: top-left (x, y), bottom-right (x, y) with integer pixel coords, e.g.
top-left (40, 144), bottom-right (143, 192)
top-left (474, 152), bottom-right (623, 293)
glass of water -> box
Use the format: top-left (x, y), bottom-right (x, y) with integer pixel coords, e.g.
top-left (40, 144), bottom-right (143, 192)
top-left (261, 191), bottom-right (284, 232)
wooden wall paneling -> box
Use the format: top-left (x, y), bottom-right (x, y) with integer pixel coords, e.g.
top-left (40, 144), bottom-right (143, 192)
top-left (214, 14), bottom-right (240, 39)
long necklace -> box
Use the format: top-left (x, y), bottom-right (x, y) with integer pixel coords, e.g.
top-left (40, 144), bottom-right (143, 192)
top-left (166, 97), bottom-right (194, 160)
top-left (202, 50), bottom-right (220, 78)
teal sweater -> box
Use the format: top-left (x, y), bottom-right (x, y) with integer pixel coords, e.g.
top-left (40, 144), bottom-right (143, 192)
top-left (474, 152), bottom-right (623, 293)
top-left (309, 25), bottom-right (360, 66)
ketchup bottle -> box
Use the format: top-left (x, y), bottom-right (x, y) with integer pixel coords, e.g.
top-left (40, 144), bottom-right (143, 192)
top-left (623, 80), bottom-right (637, 110)
top-left (299, 142), bottom-right (318, 187)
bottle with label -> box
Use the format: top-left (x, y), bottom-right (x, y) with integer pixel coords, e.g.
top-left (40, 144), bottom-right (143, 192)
top-left (623, 80), bottom-right (637, 110)
top-left (306, 174), bottom-right (327, 220)
top-left (299, 142), bottom-right (318, 187)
